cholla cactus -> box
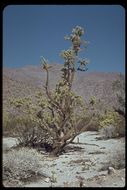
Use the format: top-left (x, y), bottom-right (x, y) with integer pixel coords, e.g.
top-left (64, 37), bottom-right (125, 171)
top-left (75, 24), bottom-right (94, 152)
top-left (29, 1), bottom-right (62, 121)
top-left (72, 25), bottom-right (84, 36)
top-left (77, 58), bottom-right (90, 71)
top-left (40, 56), bottom-right (52, 71)
top-left (64, 25), bottom-right (88, 56)
top-left (89, 96), bottom-right (96, 106)
top-left (10, 26), bottom-right (93, 156)
top-left (61, 49), bottom-right (75, 61)
top-left (37, 26), bottom-right (92, 155)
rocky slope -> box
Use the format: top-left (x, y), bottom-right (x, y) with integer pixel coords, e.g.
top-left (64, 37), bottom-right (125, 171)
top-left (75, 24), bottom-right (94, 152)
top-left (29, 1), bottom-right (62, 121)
top-left (3, 64), bottom-right (125, 110)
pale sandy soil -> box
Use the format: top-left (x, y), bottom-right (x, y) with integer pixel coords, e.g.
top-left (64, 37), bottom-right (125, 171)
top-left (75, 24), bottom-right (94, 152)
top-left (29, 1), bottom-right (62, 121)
top-left (3, 131), bottom-right (125, 187)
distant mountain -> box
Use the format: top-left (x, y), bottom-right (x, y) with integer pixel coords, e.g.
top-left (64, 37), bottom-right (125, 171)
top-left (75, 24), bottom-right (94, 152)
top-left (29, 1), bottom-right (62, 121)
top-left (3, 64), bottom-right (125, 111)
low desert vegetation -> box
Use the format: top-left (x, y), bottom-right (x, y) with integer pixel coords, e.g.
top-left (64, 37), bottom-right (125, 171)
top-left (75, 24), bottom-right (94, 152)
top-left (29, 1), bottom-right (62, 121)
top-left (99, 110), bottom-right (125, 139)
top-left (109, 144), bottom-right (125, 169)
top-left (3, 147), bottom-right (42, 187)
top-left (3, 110), bottom-right (20, 137)
top-left (99, 144), bottom-right (125, 171)
top-left (3, 26), bottom-right (125, 157)
top-left (112, 73), bottom-right (125, 116)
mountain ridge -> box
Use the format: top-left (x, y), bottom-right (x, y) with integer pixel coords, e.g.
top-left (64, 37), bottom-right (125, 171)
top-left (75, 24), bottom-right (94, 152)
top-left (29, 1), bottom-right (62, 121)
top-left (3, 64), bottom-right (125, 110)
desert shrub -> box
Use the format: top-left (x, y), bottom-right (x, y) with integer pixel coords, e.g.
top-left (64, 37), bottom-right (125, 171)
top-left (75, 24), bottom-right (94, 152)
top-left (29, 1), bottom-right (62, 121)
top-left (3, 111), bottom-right (9, 128)
top-left (99, 144), bottom-right (125, 171)
top-left (115, 114), bottom-right (125, 136)
top-left (14, 116), bottom-right (37, 146)
top-left (89, 96), bottom-right (96, 106)
top-left (3, 111), bottom-right (10, 136)
top-left (76, 97), bottom-right (101, 132)
top-left (84, 116), bottom-right (100, 131)
top-left (110, 144), bottom-right (125, 169)
top-left (84, 98), bottom-right (108, 132)
top-left (17, 119), bottom-right (53, 150)
top-left (8, 97), bottom-right (54, 150)
top-left (99, 125), bottom-right (117, 139)
top-left (3, 111), bottom-right (20, 137)
top-left (88, 114), bottom-right (102, 132)
top-left (99, 110), bottom-right (125, 138)
top-left (3, 110), bottom-right (37, 140)
top-left (112, 73), bottom-right (125, 116)
top-left (3, 147), bottom-right (42, 187)
top-left (99, 110), bottom-right (118, 128)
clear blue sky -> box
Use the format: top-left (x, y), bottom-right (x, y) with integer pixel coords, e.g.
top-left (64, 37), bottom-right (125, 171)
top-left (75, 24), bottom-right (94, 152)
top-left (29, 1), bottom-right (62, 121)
top-left (3, 5), bottom-right (125, 73)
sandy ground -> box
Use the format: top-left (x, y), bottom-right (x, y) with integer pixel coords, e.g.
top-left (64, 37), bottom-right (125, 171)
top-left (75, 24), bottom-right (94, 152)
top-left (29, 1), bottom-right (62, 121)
top-left (3, 131), bottom-right (125, 187)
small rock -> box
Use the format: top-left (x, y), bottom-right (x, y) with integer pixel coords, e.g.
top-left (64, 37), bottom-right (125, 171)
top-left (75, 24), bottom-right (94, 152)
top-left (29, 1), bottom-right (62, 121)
top-left (63, 181), bottom-right (69, 187)
top-left (100, 147), bottom-right (106, 149)
top-left (90, 158), bottom-right (95, 163)
top-left (82, 183), bottom-right (86, 187)
top-left (86, 162), bottom-right (92, 166)
top-left (44, 177), bottom-right (50, 183)
top-left (108, 167), bottom-right (115, 175)
top-left (85, 165), bottom-right (90, 170)
top-left (99, 176), bottom-right (106, 182)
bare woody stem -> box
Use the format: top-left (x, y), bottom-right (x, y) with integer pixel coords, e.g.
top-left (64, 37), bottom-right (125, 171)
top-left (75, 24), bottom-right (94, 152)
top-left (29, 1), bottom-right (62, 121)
top-left (44, 68), bottom-right (65, 118)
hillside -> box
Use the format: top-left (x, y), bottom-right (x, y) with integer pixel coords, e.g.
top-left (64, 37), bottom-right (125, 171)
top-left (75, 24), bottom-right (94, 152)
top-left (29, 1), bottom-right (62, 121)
top-left (3, 64), bottom-right (125, 110)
